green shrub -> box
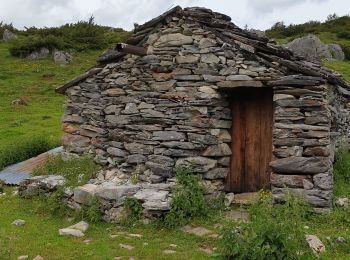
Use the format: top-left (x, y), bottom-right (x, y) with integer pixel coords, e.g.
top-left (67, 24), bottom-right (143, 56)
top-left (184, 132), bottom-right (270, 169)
top-left (78, 195), bottom-right (103, 223)
top-left (163, 167), bottom-right (209, 228)
top-left (220, 194), bottom-right (312, 259)
top-left (0, 21), bottom-right (16, 36)
top-left (33, 155), bottom-right (100, 187)
top-left (337, 31), bottom-right (350, 39)
top-left (340, 45), bottom-right (350, 60)
top-left (43, 186), bottom-right (68, 216)
top-left (0, 135), bottom-right (56, 170)
top-left (121, 197), bottom-right (143, 226)
top-left (8, 16), bottom-right (131, 57)
top-left (9, 35), bottom-right (66, 57)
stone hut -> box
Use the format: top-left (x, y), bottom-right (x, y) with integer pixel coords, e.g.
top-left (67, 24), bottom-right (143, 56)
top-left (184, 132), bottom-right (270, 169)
top-left (56, 6), bottom-right (350, 215)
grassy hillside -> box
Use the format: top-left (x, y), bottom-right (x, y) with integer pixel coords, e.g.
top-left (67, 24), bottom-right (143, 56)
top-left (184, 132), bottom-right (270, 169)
top-left (0, 42), bottom-right (101, 148)
top-left (265, 15), bottom-right (350, 85)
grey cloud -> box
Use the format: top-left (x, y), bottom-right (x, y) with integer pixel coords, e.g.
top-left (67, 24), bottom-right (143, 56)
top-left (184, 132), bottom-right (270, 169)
top-left (248, 0), bottom-right (328, 14)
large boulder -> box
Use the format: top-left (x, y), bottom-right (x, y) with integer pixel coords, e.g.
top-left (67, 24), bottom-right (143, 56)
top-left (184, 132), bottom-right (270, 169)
top-left (54, 50), bottom-right (73, 65)
top-left (26, 47), bottom-right (50, 60)
top-left (2, 29), bottom-right (17, 41)
top-left (285, 34), bottom-right (344, 62)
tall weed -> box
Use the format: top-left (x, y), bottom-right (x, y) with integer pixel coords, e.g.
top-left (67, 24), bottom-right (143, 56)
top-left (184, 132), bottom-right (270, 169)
top-left (220, 193), bottom-right (312, 259)
top-left (163, 167), bottom-right (209, 228)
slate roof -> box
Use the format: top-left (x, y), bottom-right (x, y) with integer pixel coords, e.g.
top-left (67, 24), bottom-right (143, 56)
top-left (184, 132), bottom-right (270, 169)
top-left (56, 6), bottom-right (349, 94)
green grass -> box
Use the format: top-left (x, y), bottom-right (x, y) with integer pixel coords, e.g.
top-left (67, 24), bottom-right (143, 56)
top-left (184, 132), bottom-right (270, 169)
top-left (0, 42), bottom-right (100, 147)
top-left (33, 155), bottom-right (101, 187)
top-left (0, 188), bottom-right (220, 260)
top-left (0, 135), bottom-right (56, 170)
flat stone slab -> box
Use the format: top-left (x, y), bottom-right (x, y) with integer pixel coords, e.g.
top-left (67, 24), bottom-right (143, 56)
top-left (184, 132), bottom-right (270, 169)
top-left (224, 209), bottom-right (250, 222)
top-left (232, 192), bottom-right (260, 205)
top-left (181, 225), bottom-right (212, 237)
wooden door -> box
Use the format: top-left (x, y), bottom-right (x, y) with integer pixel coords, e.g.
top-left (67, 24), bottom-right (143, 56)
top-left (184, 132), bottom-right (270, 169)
top-left (226, 88), bottom-right (273, 193)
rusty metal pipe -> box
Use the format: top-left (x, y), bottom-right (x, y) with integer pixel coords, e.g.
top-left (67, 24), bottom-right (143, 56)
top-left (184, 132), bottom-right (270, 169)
top-left (116, 43), bottom-right (147, 56)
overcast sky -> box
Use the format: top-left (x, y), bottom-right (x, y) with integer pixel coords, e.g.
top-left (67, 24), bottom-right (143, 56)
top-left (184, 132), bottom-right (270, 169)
top-left (1, 0), bottom-right (349, 31)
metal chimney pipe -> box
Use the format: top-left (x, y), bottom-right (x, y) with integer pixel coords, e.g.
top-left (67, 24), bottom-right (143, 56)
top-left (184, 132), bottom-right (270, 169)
top-left (116, 43), bottom-right (147, 56)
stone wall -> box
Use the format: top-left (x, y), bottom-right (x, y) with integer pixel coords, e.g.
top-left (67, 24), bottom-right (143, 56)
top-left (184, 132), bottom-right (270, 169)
top-left (61, 18), bottom-right (282, 196)
top-left (270, 82), bottom-right (333, 212)
top-left (60, 12), bottom-right (349, 212)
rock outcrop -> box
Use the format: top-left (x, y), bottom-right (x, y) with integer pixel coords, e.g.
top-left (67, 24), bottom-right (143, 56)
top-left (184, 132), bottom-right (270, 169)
top-left (54, 50), bottom-right (73, 65)
top-left (2, 29), bottom-right (17, 41)
top-left (285, 34), bottom-right (345, 62)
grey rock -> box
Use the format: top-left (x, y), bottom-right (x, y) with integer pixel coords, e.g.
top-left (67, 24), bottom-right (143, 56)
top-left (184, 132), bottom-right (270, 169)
top-left (161, 141), bottom-right (200, 150)
top-left (145, 162), bottom-right (173, 177)
top-left (66, 221), bottom-right (89, 232)
top-left (328, 44), bottom-right (345, 60)
top-left (336, 237), bottom-right (347, 244)
top-left (202, 75), bottom-right (225, 82)
top-left (40, 175), bottom-right (66, 189)
top-left (142, 200), bottom-right (170, 211)
top-left (124, 142), bottom-right (154, 155)
top-left (198, 38), bottom-right (217, 49)
top-left (201, 53), bottom-right (220, 63)
top-left (217, 80), bottom-right (263, 88)
top-left (107, 147), bottom-right (128, 157)
top-left (226, 75), bottom-right (253, 81)
top-left (176, 157), bottom-right (217, 172)
top-left (202, 143), bottom-right (232, 156)
top-left (127, 154), bottom-right (147, 164)
top-left (175, 55), bottom-right (199, 64)
top-left (59, 228), bottom-right (85, 237)
top-left (12, 219), bottom-right (26, 226)
top-left (73, 184), bottom-right (98, 205)
top-left (173, 75), bottom-right (202, 81)
top-left (204, 168), bottom-right (229, 179)
top-left (270, 157), bottom-right (331, 174)
top-left (114, 76), bottom-right (129, 86)
top-left (152, 131), bottom-right (186, 141)
top-left (313, 173), bottom-right (333, 190)
top-left (148, 155), bottom-right (174, 166)
top-left (134, 189), bottom-right (169, 201)
top-left (96, 183), bottom-right (140, 201)
top-left (26, 47), bottom-right (50, 60)
top-left (335, 197), bottom-right (349, 208)
top-left (2, 29), bottom-right (17, 41)
top-left (54, 50), bottom-right (73, 65)
top-left (150, 80), bottom-right (176, 91)
top-left (188, 133), bottom-right (218, 145)
top-left (154, 33), bottom-right (193, 47)
top-left (121, 103), bottom-right (139, 114)
top-left (285, 34), bottom-right (344, 62)
top-left (105, 88), bottom-right (126, 96)
top-left (270, 174), bottom-right (311, 188)
top-left (305, 235), bottom-right (326, 255)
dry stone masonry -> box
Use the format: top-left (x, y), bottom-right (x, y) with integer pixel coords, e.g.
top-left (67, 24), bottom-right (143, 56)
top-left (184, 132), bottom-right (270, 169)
top-left (51, 6), bottom-right (349, 218)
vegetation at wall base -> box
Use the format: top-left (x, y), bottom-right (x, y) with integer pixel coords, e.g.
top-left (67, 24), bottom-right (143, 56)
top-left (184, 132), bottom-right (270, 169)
top-left (163, 167), bottom-right (218, 228)
top-left (121, 197), bottom-right (143, 227)
top-left (33, 155), bottom-right (100, 187)
top-left (220, 194), bottom-right (312, 259)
